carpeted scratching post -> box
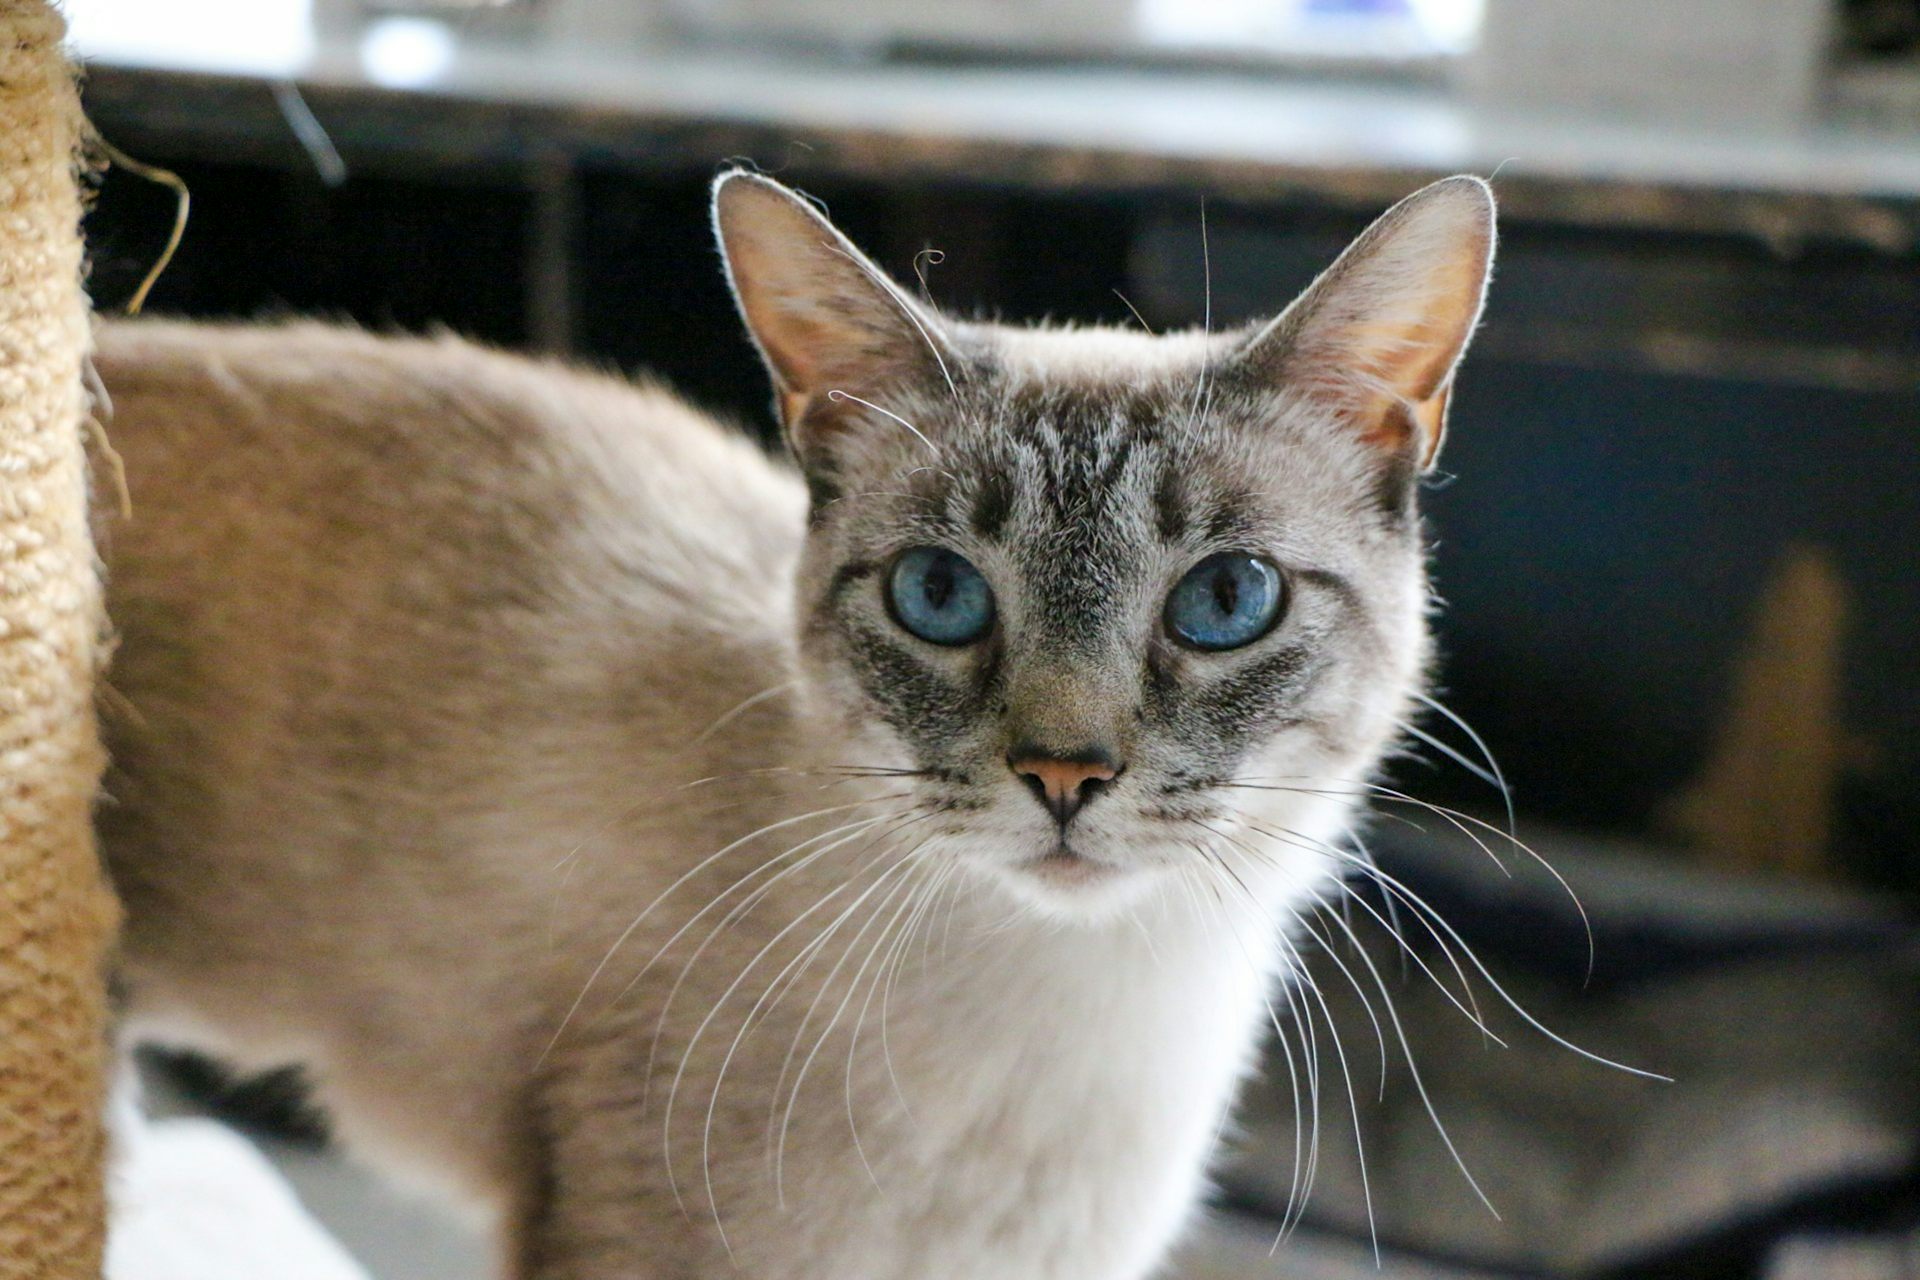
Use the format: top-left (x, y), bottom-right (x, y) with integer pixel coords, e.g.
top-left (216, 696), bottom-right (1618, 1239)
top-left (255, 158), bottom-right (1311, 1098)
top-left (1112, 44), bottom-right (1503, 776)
top-left (0, 3), bottom-right (118, 1275)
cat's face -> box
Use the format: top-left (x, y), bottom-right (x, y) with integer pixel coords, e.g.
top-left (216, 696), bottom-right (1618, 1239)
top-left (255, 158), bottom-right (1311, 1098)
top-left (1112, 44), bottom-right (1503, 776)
top-left (715, 173), bottom-right (1494, 920)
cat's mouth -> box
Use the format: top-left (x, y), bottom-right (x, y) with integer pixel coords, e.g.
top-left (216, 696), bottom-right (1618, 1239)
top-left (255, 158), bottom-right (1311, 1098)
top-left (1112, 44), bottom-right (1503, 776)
top-left (1021, 844), bottom-right (1120, 889)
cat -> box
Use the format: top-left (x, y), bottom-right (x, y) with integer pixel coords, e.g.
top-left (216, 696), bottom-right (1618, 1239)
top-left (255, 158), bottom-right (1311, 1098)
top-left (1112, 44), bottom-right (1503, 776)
top-left (95, 169), bottom-right (1494, 1279)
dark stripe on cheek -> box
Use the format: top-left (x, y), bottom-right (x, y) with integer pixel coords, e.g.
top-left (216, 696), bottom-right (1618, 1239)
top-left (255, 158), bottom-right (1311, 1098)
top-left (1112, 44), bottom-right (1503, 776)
top-left (1186, 643), bottom-right (1315, 741)
top-left (1143, 645), bottom-right (1180, 718)
top-left (846, 624), bottom-right (979, 747)
top-left (973, 641), bottom-right (1005, 710)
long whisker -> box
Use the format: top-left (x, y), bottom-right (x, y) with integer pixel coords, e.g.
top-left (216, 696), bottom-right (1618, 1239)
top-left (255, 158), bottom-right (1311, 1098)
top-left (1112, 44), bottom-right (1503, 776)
top-left (839, 857), bottom-right (946, 1194)
top-left (671, 763), bottom-right (932, 791)
top-left (544, 776), bottom-right (902, 952)
top-left (1256, 918), bottom-right (1319, 1241)
top-left (707, 850), bottom-right (933, 1236)
top-left (1213, 828), bottom-right (1393, 1088)
top-left (677, 812), bottom-right (941, 1081)
top-left (1362, 857), bottom-right (1665, 1080)
top-left (1306, 875), bottom-right (1502, 1222)
top-left (1410, 690), bottom-right (1516, 836)
top-left (824, 389), bottom-right (943, 460)
top-left (1178, 848), bottom-right (1323, 1240)
top-left (1216, 811), bottom-right (1499, 1227)
top-left (1184, 197), bottom-right (1216, 432)
top-left (551, 767), bottom-right (869, 874)
top-left (662, 839), bottom-right (921, 1233)
top-left (1349, 830), bottom-right (1411, 982)
top-left (1197, 848), bottom-right (1366, 1252)
top-left (875, 859), bottom-right (959, 1125)
top-left (1202, 836), bottom-right (1373, 1245)
top-left (1247, 823), bottom-right (1500, 1043)
top-left (640, 810), bottom-right (916, 1096)
top-left (822, 243), bottom-right (960, 403)
top-left (760, 830), bottom-right (939, 1151)
top-left (1228, 774), bottom-right (1598, 977)
top-left (773, 851), bottom-right (930, 1204)
top-left (1239, 802), bottom-right (1663, 1082)
top-left (540, 796), bottom-right (906, 1069)
top-left (1111, 287), bottom-right (1157, 335)
top-left (694, 680), bottom-right (799, 747)
top-left (698, 836), bottom-right (921, 1228)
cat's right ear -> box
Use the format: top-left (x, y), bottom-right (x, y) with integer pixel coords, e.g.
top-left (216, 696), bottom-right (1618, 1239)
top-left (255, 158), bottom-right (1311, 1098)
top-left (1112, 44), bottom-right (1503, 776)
top-left (712, 171), bottom-right (957, 468)
top-left (1238, 175), bottom-right (1495, 472)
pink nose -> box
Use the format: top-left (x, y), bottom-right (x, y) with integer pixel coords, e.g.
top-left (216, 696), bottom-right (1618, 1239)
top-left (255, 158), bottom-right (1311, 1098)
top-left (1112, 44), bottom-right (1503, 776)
top-left (1009, 753), bottom-right (1120, 825)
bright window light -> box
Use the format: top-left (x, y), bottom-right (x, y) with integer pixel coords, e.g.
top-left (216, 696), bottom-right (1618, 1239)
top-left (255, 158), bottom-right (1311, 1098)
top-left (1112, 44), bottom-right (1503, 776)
top-left (62, 0), bottom-right (314, 74)
top-left (359, 16), bottom-right (456, 89)
top-left (1136, 0), bottom-right (1484, 57)
top-left (1408, 0), bottom-right (1485, 52)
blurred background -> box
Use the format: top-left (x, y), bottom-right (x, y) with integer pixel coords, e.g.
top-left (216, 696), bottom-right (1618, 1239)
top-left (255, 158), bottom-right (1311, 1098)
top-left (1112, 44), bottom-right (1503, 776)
top-left (77, 2), bottom-right (1919, 1279)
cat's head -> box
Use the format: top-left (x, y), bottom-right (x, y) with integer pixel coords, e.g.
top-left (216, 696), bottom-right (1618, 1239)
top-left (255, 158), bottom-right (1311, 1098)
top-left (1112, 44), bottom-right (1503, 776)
top-left (714, 171), bottom-right (1494, 921)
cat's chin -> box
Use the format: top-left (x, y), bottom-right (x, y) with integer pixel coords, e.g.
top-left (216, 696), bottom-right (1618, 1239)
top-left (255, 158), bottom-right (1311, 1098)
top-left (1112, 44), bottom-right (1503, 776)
top-left (990, 847), bottom-right (1158, 922)
top-left (1025, 846), bottom-right (1122, 889)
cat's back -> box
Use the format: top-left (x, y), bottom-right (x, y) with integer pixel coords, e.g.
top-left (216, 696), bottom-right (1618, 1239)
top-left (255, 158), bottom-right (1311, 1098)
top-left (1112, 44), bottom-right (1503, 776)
top-left (93, 319), bottom-right (809, 871)
top-left (93, 319), bottom-right (804, 621)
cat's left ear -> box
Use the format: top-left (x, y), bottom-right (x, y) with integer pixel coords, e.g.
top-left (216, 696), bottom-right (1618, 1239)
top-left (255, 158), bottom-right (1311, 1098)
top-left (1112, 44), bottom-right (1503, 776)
top-left (1241, 176), bottom-right (1495, 470)
top-left (712, 170), bottom-right (957, 460)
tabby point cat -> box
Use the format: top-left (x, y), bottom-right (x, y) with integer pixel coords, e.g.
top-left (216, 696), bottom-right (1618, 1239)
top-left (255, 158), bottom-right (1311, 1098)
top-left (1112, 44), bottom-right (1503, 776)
top-left (98, 170), bottom-right (1495, 1278)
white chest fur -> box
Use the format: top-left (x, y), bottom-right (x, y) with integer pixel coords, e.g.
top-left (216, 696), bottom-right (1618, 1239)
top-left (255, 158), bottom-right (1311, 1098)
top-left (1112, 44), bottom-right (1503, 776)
top-left (720, 879), bottom-right (1299, 1280)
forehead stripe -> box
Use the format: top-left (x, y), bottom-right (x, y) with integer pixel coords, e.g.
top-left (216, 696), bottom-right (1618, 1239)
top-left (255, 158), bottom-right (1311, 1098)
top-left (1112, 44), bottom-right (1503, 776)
top-left (970, 471), bottom-right (1014, 539)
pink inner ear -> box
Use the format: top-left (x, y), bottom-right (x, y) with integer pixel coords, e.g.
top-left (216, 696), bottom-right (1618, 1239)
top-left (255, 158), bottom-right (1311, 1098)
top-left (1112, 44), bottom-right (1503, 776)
top-left (1327, 365), bottom-right (1456, 468)
top-left (1254, 178), bottom-right (1494, 469)
top-left (750, 292), bottom-right (848, 403)
top-left (717, 176), bottom-right (954, 446)
top-left (1298, 235), bottom-right (1489, 465)
top-left (1412, 381), bottom-right (1452, 469)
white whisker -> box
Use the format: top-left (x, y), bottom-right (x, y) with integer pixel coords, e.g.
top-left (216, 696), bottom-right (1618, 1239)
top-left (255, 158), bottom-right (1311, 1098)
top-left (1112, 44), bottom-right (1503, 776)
top-left (773, 852), bottom-right (929, 1204)
top-left (695, 681), bottom-right (799, 747)
top-left (540, 797), bottom-right (906, 1070)
top-left (824, 389), bottom-right (943, 460)
top-left (1410, 690), bottom-right (1517, 837)
top-left (662, 837), bottom-right (921, 1232)
top-left (1249, 822), bottom-right (1500, 1042)
top-left (822, 243), bottom-right (960, 403)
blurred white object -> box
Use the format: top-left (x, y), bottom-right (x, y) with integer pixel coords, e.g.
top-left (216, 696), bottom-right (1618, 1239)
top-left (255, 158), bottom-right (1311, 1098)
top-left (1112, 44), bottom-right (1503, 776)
top-left (123, 1055), bottom-right (491, 1280)
top-left (668, 0), bottom-right (1130, 56)
top-left (1469, 0), bottom-right (1836, 124)
top-left (359, 15), bottom-right (457, 87)
top-left (309, 0), bottom-right (663, 50)
top-left (107, 1115), bottom-right (370, 1280)
top-left (667, 0), bottom-right (1476, 62)
top-left (62, 0), bottom-right (315, 73)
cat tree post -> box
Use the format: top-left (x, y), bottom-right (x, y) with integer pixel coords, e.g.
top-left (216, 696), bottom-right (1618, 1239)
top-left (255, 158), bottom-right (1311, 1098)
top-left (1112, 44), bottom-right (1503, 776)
top-left (0, 2), bottom-right (118, 1274)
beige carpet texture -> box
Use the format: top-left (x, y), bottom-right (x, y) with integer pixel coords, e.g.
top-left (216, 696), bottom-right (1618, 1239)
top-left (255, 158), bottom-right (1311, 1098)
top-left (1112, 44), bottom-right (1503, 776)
top-left (0, 3), bottom-right (118, 1275)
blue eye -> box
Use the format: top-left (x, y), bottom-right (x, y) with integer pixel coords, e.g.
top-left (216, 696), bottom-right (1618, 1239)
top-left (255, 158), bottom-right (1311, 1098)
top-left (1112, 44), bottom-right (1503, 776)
top-left (1165, 553), bottom-right (1285, 651)
top-left (887, 547), bottom-right (995, 646)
